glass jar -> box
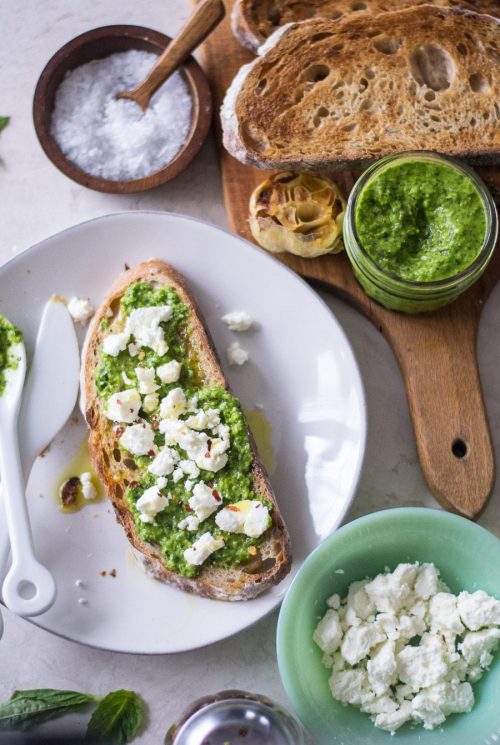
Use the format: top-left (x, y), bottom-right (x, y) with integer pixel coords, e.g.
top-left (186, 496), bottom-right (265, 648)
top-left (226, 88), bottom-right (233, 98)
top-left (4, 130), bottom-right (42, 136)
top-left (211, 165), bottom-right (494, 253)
top-left (343, 151), bottom-right (498, 313)
top-left (165, 690), bottom-right (305, 745)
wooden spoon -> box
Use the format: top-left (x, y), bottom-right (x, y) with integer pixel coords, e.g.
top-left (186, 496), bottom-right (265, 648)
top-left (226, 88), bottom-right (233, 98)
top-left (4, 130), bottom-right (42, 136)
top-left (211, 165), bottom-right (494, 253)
top-left (116, 0), bottom-right (225, 111)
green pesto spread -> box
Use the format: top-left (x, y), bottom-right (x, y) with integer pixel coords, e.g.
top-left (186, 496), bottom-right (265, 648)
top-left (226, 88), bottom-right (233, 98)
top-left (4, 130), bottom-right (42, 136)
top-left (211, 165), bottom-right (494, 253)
top-left (0, 315), bottom-right (22, 397)
top-left (96, 282), bottom-right (271, 578)
top-left (355, 160), bottom-right (487, 283)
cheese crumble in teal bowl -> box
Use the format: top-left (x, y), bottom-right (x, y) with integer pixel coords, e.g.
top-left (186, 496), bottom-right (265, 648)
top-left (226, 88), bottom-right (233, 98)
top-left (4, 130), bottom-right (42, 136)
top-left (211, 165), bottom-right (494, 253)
top-left (343, 152), bottom-right (498, 313)
top-left (277, 508), bottom-right (500, 744)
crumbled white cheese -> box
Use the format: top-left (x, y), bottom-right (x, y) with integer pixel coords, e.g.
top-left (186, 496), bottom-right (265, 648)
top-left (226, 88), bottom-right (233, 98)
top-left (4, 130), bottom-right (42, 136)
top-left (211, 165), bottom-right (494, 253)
top-left (148, 448), bottom-right (176, 477)
top-left (227, 341), bottom-right (249, 366)
top-left (136, 485), bottom-right (169, 524)
top-left (135, 366), bottom-right (159, 394)
top-left (188, 483), bottom-right (222, 522)
top-left (120, 421), bottom-right (156, 456)
top-left (221, 310), bottom-right (252, 331)
top-left (185, 408), bottom-right (220, 432)
top-left (125, 305), bottom-right (172, 356)
top-left (68, 296), bottom-right (94, 324)
top-left (458, 590), bottom-right (500, 631)
top-left (172, 468), bottom-right (183, 483)
top-left (184, 532), bottom-right (224, 566)
top-left (80, 472), bottom-right (97, 501)
top-left (142, 392), bottom-right (159, 413)
top-left (103, 332), bottom-right (129, 357)
top-left (214, 500), bottom-right (270, 538)
top-left (178, 515), bottom-right (200, 532)
top-left (159, 387), bottom-right (186, 419)
top-left (313, 562), bottom-right (500, 735)
top-left (156, 359), bottom-right (181, 384)
top-left (105, 389), bottom-right (141, 423)
top-left (178, 459), bottom-right (200, 478)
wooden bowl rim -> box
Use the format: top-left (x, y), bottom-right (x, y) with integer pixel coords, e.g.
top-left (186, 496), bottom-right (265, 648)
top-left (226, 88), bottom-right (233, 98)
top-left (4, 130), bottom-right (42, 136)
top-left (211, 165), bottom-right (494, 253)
top-left (33, 24), bottom-right (213, 194)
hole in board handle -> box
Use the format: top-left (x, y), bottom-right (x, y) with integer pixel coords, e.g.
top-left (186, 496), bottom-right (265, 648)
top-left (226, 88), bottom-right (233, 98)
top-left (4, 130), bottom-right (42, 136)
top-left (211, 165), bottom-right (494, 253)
top-left (452, 438), bottom-right (468, 459)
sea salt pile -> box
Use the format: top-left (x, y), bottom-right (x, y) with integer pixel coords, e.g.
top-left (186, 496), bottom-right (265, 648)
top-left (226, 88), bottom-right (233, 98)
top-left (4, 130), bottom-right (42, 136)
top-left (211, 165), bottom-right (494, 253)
top-left (51, 50), bottom-right (193, 181)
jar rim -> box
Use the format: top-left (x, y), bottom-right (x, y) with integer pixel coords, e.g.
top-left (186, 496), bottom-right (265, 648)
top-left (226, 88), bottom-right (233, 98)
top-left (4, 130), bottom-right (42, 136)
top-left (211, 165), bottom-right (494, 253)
top-left (346, 150), bottom-right (498, 294)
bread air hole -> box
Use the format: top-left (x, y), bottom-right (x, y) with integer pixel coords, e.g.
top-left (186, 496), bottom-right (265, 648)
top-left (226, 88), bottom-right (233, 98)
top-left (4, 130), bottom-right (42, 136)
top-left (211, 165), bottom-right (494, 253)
top-left (302, 64), bottom-right (331, 83)
top-left (241, 124), bottom-right (269, 154)
top-left (409, 44), bottom-right (455, 91)
top-left (351, 1), bottom-right (368, 9)
top-left (373, 37), bottom-right (400, 55)
top-left (310, 32), bottom-right (335, 43)
top-left (456, 42), bottom-right (468, 56)
top-left (113, 447), bottom-right (121, 462)
top-left (469, 72), bottom-right (490, 93)
top-left (312, 106), bottom-right (330, 126)
top-left (424, 90), bottom-right (436, 101)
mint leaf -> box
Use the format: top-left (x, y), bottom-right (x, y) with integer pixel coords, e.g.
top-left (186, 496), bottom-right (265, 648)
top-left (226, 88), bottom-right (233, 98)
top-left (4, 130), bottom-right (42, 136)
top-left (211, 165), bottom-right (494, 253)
top-left (86, 690), bottom-right (143, 744)
top-left (0, 117), bottom-right (9, 133)
top-left (0, 689), bottom-right (96, 731)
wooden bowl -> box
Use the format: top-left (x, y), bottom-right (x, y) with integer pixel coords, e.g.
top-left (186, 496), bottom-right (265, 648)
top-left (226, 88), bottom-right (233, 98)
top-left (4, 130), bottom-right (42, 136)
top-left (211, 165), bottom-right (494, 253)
top-left (33, 25), bottom-right (213, 193)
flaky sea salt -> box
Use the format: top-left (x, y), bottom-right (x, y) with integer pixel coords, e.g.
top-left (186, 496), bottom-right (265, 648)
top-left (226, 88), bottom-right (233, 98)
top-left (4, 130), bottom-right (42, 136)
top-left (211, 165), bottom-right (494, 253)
top-left (51, 50), bottom-right (193, 181)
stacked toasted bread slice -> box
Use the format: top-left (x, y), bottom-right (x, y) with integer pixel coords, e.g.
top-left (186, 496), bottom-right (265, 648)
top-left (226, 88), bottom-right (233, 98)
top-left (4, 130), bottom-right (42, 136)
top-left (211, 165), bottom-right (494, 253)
top-left (222, 6), bottom-right (500, 170)
top-left (232, 0), bottom-right (500, 52)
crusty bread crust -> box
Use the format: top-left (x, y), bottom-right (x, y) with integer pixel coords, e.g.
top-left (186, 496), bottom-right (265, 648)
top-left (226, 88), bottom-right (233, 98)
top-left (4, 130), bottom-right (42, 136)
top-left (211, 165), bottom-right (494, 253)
top-left (231, 0), bottom-right (500, 52)
top-left (222, 5), bottom-right (500, 169)
top-left (82, 260), bottom-right (292, 601)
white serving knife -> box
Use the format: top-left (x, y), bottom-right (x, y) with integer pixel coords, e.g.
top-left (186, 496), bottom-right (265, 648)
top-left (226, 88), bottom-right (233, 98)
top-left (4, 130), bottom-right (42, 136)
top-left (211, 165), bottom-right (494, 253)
top-left (0, 299), bottom-right (80, 633)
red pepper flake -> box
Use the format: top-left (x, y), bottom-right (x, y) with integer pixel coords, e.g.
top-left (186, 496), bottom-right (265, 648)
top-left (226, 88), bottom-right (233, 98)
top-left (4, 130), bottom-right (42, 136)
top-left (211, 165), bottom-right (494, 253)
top-left (151, 419), bottom-right (159, 430)
top-left (228, 505), bottom-right (239, 512)
top-left (116, 399), bottom-right (122, 405)
top-left (99, 570), bottom-right (107, 577)
top-left (147, 450), bottom-right (156, 457)
top-left (207, 439), bottom-right (212, 451)
top-left (110, 569), bottom-right (117, 578)
top-left (115, 426), bottom-right (124, 437)
top-left (185, 504), bottom-right (193, 512)
top-left (212, 490), bottom-right (221, 502)
top-left (130, 481), bottom-right (139, 489)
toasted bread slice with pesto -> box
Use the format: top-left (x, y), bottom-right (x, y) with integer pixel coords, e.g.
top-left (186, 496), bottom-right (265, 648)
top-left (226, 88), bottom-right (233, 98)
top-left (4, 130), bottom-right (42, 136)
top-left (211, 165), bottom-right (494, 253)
top-left (82, 260), bottom-right (291, 601)
top-left (222, 6), bottom-right (500, 170)
top-left (231, 0), bottom-right (500, 53)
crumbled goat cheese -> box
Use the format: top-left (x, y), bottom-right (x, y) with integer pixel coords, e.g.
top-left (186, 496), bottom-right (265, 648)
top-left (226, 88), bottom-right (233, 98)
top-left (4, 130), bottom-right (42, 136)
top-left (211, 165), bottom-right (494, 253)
top-left (148, 448), bottom-right (177, 477)
top-left (221, 311), bottom-right (253, 331)
top-left (103, 332), bottom-right (129, 357)
top-left (80, 472), bottom-right (97, 501)
top-left (184, 532), bottom-right (224, 566)
top-left (135, 366), bottom-right (159, 394)
top-left (156, 359), bottom-right (181, 384)
top-left (227, 341), bottom-right (249, 366)
top-left (313, 562), bottom-right (500, 735)
top-left (51, 50), bottom-right (193, 181)
top-left (188, 483), bottom-right (222, 522)
top-left (160, 387), bottom-right (186, 419)
top-left (215, 500), bottom-right (270, 538)
top-left (178, 515), bottom-right (200, 532)
top-left (120, 421), bottom-right (156, 456)
top-left (136, 485), bottom-right (169, 524)
top-left (142, 392), bottom-right (159, 413)
top-left (125, 306), bottom-right (171, 356)
top-left (105, 389), bottom-right (141, 423)
top-left (67, 296), bottom-right (94, 324)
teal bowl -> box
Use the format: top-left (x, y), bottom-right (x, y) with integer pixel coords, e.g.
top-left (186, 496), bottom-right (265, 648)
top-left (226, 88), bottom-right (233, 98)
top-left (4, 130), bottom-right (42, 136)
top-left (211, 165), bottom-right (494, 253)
top-left (277, 508), bottom-right (500, 744)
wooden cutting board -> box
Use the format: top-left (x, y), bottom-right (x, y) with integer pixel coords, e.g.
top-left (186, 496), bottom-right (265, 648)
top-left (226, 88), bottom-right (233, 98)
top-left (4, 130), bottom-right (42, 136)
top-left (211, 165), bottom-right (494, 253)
top-left (194, 0), bottom-right (500, 519)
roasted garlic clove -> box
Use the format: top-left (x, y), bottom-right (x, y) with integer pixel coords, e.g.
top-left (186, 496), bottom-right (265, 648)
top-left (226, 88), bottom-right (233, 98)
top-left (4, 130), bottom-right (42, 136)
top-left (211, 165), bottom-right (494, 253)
top-left (249, 172), bottom-right (346, 258)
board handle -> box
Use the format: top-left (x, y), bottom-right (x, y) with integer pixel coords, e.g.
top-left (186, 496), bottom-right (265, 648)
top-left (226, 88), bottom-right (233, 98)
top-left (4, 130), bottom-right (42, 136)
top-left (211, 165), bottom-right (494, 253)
top-left (380, 303), bottom-right (495, 519)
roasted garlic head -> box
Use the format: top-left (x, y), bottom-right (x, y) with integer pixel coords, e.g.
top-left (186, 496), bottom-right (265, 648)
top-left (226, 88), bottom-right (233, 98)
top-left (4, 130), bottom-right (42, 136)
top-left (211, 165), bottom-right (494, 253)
top-left (249, 172), bottom-right (346, 258)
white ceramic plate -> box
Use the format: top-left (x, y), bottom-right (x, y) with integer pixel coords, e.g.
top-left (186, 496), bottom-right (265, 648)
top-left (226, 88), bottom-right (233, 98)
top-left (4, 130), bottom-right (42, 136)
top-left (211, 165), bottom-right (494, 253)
top-left (0, 212), bottom-right (366, 653)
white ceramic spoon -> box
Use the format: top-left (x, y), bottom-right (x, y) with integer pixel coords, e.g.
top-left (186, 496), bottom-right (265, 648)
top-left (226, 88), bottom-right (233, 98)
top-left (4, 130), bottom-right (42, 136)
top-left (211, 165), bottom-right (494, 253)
top-left (0, 320), bottom-right (56, 617)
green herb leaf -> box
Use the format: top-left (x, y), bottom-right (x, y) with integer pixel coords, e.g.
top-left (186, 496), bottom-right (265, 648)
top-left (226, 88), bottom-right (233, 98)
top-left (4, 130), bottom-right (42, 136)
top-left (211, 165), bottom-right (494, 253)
top-left (0, 689), bottom-right (96, 732)
top-left (0, 116), bottom-right (9, 132)
top-left (86, 690), bottom-right (143, 744)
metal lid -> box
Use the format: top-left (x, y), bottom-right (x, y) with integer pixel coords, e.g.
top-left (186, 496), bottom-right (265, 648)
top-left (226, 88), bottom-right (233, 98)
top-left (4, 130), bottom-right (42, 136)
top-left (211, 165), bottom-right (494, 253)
top-left (170, 696), bottom-right (304, 745)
